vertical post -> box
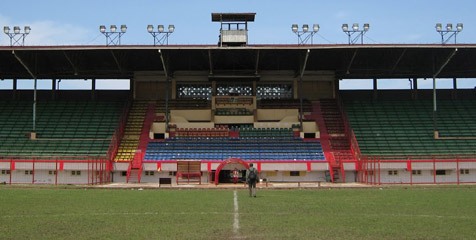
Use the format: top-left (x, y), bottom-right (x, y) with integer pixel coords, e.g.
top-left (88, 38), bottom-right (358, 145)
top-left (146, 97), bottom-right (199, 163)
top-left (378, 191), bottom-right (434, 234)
top-left (55, 157), bottom-right (58, 185)
top-left (412, 78), bottom-right (418, 100)
top-left (52, 79), bottom-right (56, 100)
top-left (32, 157), bottom-right (35, 184)
top-left (87, 157), bottom-right (90, 185)
top-left (373, 78), bottom-right (378, 101)
top-left (299, 49), bottom-right (310, 132)
top-left (452, 77), bottom-right (457, 100)
top-left (33, 78), bottom-right (37, 133)
top-left (433, 156), bottom-right (436, 184)
top-left (165, 76), bottom-right (170, 131)
top-left (410, 158), bottom-right (413, 185)
top-left (378, 157), bottom-right (381, 185)
top-left (433, 77), bottom-right (438, 138)
top-left (91, 79), bottom-right (96, 100)
top-left (456, 156), bottom-right (460, 184)
top-left (9, 158), bottom-right (12, 185)
top-left (12, 79), bottom-right (17, 100)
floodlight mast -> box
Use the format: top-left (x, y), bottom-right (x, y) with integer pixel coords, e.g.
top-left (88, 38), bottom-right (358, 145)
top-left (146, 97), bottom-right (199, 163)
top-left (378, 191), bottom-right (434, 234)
top-left (292, 24), bottom-right (319, 45)
top-left (3, 26), bottom-right (31, 46)
top-left (99, 24), bottom-right (127, 46)
top-left (147, 24), bottom-right (175, 45)
top-left (342, 23), bottom-right (370, 44)
top-left (435, 23), bottom-right (463, 44)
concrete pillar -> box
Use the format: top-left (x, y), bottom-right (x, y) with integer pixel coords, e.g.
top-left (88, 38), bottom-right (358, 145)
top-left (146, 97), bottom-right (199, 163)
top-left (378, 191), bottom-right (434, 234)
top-left (171, 78), bottom-right (176, 100)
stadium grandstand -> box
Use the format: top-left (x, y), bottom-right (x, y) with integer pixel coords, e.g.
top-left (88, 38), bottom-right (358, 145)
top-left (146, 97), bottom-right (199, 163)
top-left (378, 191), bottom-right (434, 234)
top-left (1, 13), bottom-right (476, 185)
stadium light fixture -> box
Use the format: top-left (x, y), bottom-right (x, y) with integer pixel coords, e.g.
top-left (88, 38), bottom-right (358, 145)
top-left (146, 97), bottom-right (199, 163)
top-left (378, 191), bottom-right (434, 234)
top-left (148, 24), bottom-right (175, 45)
top-left (291, 24), bottom-right (298, 33)
top-left (435, 22), bottom-right (463, 44)
top-left (342, 24), bottom-right (348, 32)
top-left (291, 23), bottom-right (319, 45)
top-left (342, 23), bottom-right (370, 44)
top-left (99, 24), bottom-right (127, 46)
top-left (3, 25), bottom-right (31, 46)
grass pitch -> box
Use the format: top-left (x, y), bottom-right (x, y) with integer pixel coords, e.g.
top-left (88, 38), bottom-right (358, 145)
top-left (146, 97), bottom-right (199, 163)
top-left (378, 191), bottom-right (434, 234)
top-left (0, 186), bottom-right (475, 239)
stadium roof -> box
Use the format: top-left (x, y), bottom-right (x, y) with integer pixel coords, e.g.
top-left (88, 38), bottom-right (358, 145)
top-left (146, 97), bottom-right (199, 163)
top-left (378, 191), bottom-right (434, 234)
top-left (1, 44), bottom-right (475, 80)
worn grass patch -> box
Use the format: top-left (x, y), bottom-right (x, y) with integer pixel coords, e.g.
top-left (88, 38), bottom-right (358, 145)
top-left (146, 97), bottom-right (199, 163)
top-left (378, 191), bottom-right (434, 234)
top-left (0, 187), bottom-right (475, 239)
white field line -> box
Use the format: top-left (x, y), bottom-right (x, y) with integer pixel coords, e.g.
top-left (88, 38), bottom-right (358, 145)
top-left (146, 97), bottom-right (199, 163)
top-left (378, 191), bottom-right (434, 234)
top-left (233, 190), bottom-right (240, 235)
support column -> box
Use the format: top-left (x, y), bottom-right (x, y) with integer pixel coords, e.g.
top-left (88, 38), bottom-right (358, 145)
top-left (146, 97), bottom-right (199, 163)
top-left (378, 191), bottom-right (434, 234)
top-left (252, 81), bottom-right (257, 96)
top-left (91, 79), bottom-right (96, 100)
top-left (171, 78), bottom-right (176, 100)
top-left (372, 78), bottom-right (378, 101)
top-left (130, 78), bottom-right (135, 100)
top-left (12, 79), bottom-right (17, 100)
top-left (293, 78), bottom-right (298, 99)
top-left (32, 78), bottom-right (37, 139)
top-left (212, 81), bottom-right (216, 96)
top-left (334, 79), bottom-right (339, 99)
top-left (433, 77), bottom-right (438, 138)
top-left (52, 79), bottom-right (56, 100)
top-left (452, 77), bottom-right (457, 100)
top-left (412, 78), bottom-right (418, 100)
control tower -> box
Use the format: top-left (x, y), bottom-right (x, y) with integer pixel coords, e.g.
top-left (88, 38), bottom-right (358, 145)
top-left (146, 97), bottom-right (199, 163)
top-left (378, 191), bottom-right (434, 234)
top-left (212, 13), bottom-right (256, 47)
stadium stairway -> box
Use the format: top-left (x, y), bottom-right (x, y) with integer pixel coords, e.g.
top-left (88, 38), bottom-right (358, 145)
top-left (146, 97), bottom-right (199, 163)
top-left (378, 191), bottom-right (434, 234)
top-left (313, 99), bottom-right (357, 182)
top-left (126, 103), bottom-right (156, 183)
top-left (114, 102), bottom-right (147, 162)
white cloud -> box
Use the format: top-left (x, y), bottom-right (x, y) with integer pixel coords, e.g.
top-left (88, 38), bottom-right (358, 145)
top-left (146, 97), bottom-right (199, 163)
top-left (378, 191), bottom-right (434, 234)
top-left (334, 11), bottom-right (348, 19)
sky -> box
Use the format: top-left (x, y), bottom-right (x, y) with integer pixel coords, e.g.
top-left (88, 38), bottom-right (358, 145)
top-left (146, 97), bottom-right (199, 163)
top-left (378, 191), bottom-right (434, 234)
top-left (1, 0), bottom-right (476, 89)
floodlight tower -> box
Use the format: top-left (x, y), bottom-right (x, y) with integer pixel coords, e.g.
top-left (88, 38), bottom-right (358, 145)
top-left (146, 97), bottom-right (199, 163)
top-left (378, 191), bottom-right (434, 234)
top-left (147, 24), bottom-right (175, 45)
top-left (435, 23), bottom-right (463, 44)
top-left (3, 26), bottom-right (31, 46)
top-left (291, 24), bottom-right (319, 45)
top-left (342, 23), bottom-right (369, 44)
top-left (99, 25), bottom-right (127, 46)
top-left (212, 13), bottom-right (256, 47)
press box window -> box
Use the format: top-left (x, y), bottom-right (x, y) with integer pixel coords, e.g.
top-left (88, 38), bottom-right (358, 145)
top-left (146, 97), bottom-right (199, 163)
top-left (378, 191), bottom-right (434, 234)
top-left (412, 170), bottom-right (422, 175)
top-left (145, 171), bottom-right (155, 176)
top-left (388, 170), bottom-right (398, 176)
top-left (121, 171), bottom-right (127, 177)
top-left (25, 170), bottom-right (33, 175)
top-left (71, 171), bottom-right (81, 176)
top-left (460, 169), bottom-right (469, 175)
top-left (2, 170), bottom-right (11, 175)
top-left (49, 171), bottom-right (57, 175)
top-left (290, 171), bottom-right (300, 176)
top-left (435, 170), bottom-right (447, 175)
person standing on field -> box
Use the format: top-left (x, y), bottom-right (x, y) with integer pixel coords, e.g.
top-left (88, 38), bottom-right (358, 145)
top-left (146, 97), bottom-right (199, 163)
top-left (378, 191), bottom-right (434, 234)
top-left (246, 163), bottom-right (258, 197)
top-left (233, 168), bottom-right (239, 184)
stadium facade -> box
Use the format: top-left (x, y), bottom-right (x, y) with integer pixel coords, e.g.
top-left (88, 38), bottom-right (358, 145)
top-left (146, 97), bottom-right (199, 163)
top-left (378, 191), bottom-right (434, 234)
top-left (1, 14), bottom-right (476, 185)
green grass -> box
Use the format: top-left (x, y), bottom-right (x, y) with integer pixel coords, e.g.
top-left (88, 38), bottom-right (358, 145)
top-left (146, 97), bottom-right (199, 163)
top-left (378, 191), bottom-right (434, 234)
top-left (1, 187), bottom-right (476, 239)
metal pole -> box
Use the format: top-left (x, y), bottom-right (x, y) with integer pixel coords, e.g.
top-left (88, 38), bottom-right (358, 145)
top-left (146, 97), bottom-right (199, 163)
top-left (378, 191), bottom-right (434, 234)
top-left (33, 78), bottom-right (37, 132)
top-left (299, 49), bottom-right (310, 131)
top-left (433, 77), bottom-right (437, 136)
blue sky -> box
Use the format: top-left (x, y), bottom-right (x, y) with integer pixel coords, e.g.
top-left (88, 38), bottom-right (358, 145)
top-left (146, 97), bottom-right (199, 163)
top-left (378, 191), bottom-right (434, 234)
top-left (1, 0), bottom-right (475, 89)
